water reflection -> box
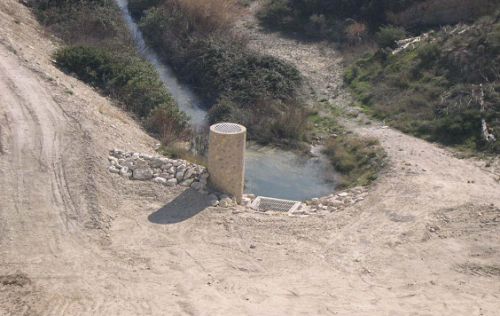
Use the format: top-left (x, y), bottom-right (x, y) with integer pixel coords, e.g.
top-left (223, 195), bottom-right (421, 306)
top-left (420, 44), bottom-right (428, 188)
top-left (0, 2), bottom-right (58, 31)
top-left (245, 145), bottom-right (336, 200)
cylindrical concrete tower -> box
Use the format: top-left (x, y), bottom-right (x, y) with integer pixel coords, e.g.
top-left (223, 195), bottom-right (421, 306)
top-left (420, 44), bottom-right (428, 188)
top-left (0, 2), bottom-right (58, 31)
top-left (207, 123), bottom-right (246, 203)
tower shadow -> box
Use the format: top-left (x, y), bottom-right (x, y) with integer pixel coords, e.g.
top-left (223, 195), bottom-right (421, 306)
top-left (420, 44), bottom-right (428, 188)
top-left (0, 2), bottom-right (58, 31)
top-left (148, 189), bottom-right (212, 224)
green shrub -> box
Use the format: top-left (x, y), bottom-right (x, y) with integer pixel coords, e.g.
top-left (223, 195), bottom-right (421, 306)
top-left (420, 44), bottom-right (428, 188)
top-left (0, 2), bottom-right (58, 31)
top-left (375, 26), bottom-right (406, 48)
top-left (55, 46), bottom-right (187, 136)
top-left (268, 106), bottom-right (309, 142)
top-left (257, 0), bottom-right (295, 30)
top-left (207, 98), bottom-right (238, 123)
top-left (34, 0), bottom-right (130, 47)
top-left (258, 0), bottom-right (492, 42)
top-left (416, 42), bottom-right (440, 67)
top-left (33, 0), bottom-right (188, 144)
top-left (138, 1), bottom-right (305, 145)
top-left (128, 0), bottom-right (161, 19)
top-left (345, 17), bottom-right (500, 154)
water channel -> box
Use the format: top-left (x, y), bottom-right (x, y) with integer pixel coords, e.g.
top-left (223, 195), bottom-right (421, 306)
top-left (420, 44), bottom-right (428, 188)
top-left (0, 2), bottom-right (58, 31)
top-left (115, 0), bottom-right (336, 200)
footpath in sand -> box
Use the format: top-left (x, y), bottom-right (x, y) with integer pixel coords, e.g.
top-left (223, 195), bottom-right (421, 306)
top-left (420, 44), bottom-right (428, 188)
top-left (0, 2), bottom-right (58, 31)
top-left (0, 0), bottom-right (499, 315)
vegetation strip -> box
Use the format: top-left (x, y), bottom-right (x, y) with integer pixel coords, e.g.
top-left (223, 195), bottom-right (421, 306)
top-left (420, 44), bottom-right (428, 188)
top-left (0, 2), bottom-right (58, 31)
top-left (346, 14), bottom-right (500, 153)
top-left (129, 0), bottom-right (307, 146)
top-left (33, 0), bottom-right (187, 145)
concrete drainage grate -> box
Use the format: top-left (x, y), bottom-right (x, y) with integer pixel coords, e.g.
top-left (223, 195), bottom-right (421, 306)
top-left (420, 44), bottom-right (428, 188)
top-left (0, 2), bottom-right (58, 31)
top-left (251, 196), bottom-right (301, 212)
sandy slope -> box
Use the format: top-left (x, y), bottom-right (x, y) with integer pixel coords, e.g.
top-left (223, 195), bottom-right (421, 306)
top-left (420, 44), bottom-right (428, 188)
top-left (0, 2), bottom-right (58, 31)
top-left (0, 0), bottom-right (499, 315)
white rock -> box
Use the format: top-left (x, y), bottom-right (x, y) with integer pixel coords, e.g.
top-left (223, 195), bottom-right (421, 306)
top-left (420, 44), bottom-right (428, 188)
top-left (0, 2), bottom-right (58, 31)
top-left (120, 166), bottom-right (131, 178)
top-left (172, 160), bottom-right (182, 167)
top-left (130, 158), bottom-right (148, 170)
top-left (132, 167), bottom-right (153, 180)
top-left (161, 163), bottom-right (172, 170)
top-left (184, 168), bottom-right (194, 179)
top-left (108, 166), bottom-right (120, 174)
top-left (242, 197), bottom-right (252, 206)
top-left (159, 173), bottom-right (174, 180)
top-left (219, 197), bottom-right (234, 208)
top-left (153, 177), bottom-right (167, 185)
top-left (150, 158), bottom-right (164, 168)
top-left (167, 166), bottom-right (175, 174)
top-left (122, 158), bottom-right (135, 169)
top-left (176, 170), bottom-right (186, 182)
top-left (180, 179), bottom-right (194, 187)
top-left (338, 192), bottom-right (349, 197)
top-left (177, 164), bottom-right (186, 173)
top-left (166, 178), bottom-right (177, 186)
top-left (310, 198), bottom-right (320, 205)
top-left (111, 148), bottom-right (123, 154)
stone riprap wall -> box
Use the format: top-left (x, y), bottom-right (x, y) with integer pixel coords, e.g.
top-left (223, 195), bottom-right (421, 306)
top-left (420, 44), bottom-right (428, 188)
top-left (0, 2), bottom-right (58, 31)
top-left (107, 149), bottom-right (208, 191)
top-left (107, 149), bottom-right (239, 208)
top-left (301, 186), bottom-right (368, 215)
top-left (242, 187), bottom-right (368, 216)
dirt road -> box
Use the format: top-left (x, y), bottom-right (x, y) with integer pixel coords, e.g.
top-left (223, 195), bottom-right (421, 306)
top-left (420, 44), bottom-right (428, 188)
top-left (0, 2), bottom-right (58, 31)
top-left (1, 1), bottom-right (499, 315)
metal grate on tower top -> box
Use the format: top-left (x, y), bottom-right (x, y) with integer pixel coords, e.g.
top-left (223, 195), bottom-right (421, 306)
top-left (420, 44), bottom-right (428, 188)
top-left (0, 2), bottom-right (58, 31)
top-left (212, 123), bottom-right (244, 134)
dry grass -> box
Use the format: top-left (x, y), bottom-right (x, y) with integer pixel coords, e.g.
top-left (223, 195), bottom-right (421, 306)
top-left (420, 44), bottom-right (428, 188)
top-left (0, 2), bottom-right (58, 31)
top-left (324, 134), bottom-right (386, 188)
top-left (344, 22), bottom-right (368, 45)
top-left (171, 0), bottom-right (240, 34)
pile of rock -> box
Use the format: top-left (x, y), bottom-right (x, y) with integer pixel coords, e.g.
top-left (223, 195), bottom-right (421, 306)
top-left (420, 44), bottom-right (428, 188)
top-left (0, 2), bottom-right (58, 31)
top-left (107, 149), bottom-right (208, 191)
top-left (300, 186), bottom-right (368, 215)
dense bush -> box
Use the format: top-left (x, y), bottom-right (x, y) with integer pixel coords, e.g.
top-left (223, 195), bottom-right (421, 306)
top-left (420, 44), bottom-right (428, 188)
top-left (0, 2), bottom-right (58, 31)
top-left (258, 0), bottom-right (496, 42)
top-left (128, 0), bottom-right (161, 19)
top-left (34, 0), bottom-right (188, 143)
top-left (257, 0), bottom-right (421, 41)
top-left (346, 15), bottom-right (500, 153)
top-left (34, 0), bottom-right (131, 47)
top-left (55, 46), bottom-right (187, 134)
top-left (133, 0), bottom-right (305, 145)
top-left (375, 26), bottom-right (406, 48)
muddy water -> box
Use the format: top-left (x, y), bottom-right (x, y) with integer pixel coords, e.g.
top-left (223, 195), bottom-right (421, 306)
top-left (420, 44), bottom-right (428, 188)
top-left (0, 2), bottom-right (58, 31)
top-left (115, 0), bottom-right (336, 200)
top-left (245, 145), bottom-right (336, 200)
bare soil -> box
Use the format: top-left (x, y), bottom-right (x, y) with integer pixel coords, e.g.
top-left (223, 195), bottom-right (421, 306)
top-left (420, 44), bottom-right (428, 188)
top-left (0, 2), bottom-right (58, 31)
top-left (0, 0), bottom-right (499, 315)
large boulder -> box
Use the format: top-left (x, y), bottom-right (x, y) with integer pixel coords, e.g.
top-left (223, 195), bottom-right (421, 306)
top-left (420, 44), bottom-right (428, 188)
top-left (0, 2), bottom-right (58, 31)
top-left (176, 170), bottom-right (186, 182)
